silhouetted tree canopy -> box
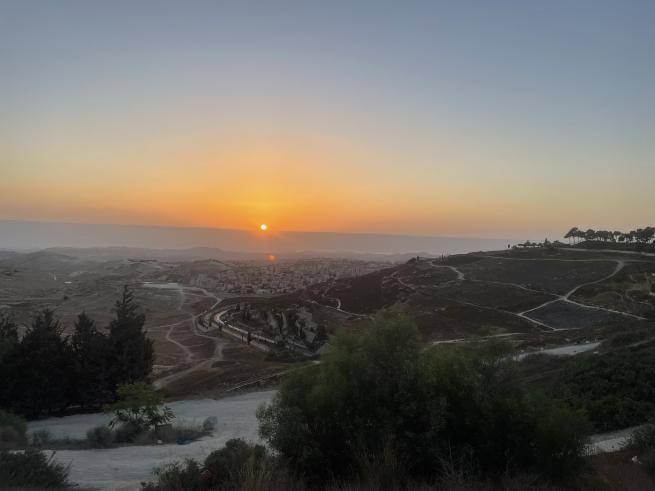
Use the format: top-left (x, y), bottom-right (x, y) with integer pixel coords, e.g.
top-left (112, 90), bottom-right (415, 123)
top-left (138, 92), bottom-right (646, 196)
top-left (109, 286), bottom-right (153, 386)
top-left (0, 286), bottom-right (154, 418)
top-left (258, 315), bottom-right (589, 484)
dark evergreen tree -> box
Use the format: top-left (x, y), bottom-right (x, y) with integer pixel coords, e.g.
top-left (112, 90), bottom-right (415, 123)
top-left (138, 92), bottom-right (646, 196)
top-left (0, 314), bottom-right (19, 408)
top-left (71, 312), bottom-right (112, 409)
top-left (0, 314), bottom-right (18, 361)
top-left (108, 286), bottom-right (153, 387)
top-left (4, 310), bottom-right (74, 417)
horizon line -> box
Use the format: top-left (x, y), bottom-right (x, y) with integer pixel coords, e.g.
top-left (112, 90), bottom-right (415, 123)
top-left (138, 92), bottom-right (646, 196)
top-left (0, 218), bottom-right (519, 242)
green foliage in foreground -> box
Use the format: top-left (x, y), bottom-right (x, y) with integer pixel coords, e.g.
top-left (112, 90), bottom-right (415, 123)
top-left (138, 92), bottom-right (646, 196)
top-left (0, 286), bottom-right (154, 418)
top-left (557, 344), bottom-right (655, 432)
top-left (108, 382), bottom-right (174, 431)
top-left (0, 448), bottom-right (71, 488)
top-left (257, 315), bottom-right (590, 484)
top-left (141, 438), bottom-right (292, 491)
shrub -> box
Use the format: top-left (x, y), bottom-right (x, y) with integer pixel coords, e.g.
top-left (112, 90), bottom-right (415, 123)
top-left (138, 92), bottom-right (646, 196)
top-left (141, 459), bottom-right (203, 491)
top-left (627, 424), bottom-right (655, 452)
top-left (167, 424), bottom-right (207, 444)
top-left (604, 329), bottom-right (649, 348)
top-left (258, 315), bottom-right (589, 484)
top-left (30, 428), bottom-right (52, 447)
top-left (108, 382), bottom-right (174, 432)
top-left (114, 422), bottom-right (141, 443)
top-left (0, 409), bottom-right (27, 449)
top-left (204, 438), bottom-right (268, 487)
top-left (141, 439), bottom-right (281, 491)
top-left (557, 347), bottom-right (655, 431)
top-left (202, 416), bottom-right (217, 433)
top-left (0, 448), bottom-right (71, 488)
top-left (86, 425), bottom-right (115, 448)
top-left (133, 430), bottom-right (158, 446)
top-left (109, 422), bottom-right (208, 446)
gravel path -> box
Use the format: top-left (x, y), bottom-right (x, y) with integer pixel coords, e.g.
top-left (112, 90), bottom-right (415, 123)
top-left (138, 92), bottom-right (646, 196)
top-left (27, 391), bottom-right (276, 490)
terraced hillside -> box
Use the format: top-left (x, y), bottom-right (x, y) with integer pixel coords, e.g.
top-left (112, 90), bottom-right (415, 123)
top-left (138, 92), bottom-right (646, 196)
top-left (238, 247), bottom-right (655, 348)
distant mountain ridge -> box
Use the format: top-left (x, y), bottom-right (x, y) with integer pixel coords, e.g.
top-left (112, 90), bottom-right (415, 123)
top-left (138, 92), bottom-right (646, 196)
top-left (42, 246), bottom-right (431, 262)
top-left (0, 220), bottom-right (513, 257)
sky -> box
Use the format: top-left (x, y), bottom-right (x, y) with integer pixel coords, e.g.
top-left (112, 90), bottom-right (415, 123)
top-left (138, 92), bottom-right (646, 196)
top-left (2, 0), bottom-right (653, 240)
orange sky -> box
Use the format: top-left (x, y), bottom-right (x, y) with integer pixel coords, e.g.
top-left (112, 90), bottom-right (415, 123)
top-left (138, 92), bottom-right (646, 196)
top-left (3, 128), bottom-right (649, 239)
top-left (2, 2), bottom-right (653, 239)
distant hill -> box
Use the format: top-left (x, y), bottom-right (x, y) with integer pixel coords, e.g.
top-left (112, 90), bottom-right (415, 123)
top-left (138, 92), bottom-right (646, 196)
top-left (229, 247), bottom-right (655, 344)
top-left (0, 220), bottom-right (513, 257)
top-left (39, 246), bottom-right (433, 263)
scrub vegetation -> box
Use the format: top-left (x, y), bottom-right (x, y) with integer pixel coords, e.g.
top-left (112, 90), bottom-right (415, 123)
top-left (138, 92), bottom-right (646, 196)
top-left (143, 316), bottom-right (593, 489)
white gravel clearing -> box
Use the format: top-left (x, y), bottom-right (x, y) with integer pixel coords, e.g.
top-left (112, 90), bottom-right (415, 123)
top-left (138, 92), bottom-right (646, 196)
top-left (515, 341), bottom-right (601, 360)
top-left (587, 426), bottom-right (642, 455)
top-left (26, 391), bottom-right (276, 490)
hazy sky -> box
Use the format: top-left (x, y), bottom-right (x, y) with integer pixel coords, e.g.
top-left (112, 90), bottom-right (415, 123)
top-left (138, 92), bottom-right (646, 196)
top-left (2, 1), bottom-right (653, 239)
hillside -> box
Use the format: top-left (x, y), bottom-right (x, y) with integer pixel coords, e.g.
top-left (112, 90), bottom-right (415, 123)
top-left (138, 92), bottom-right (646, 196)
top-left (226, 247), bottom-right (655, 352)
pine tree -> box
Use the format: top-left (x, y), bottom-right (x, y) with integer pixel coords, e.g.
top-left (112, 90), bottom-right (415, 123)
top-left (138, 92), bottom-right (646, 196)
top-left (5, 310), bottom-right (74, 417)
top-left (0, 314), bottom-right (19, 408)
top-left (0, 314), bottom-right (18, 361)
top-left (71, 312), bottom-right (112, 409)
top-left (108, 286), bottom-right (153, 387)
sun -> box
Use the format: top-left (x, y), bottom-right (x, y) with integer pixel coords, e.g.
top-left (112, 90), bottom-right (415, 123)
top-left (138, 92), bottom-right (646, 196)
top-left (260, 223), bottom-right (268, 231)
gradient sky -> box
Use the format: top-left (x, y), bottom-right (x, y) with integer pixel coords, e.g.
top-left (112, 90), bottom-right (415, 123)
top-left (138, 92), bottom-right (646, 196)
top-left (2, 0), bottom-right (653, 239)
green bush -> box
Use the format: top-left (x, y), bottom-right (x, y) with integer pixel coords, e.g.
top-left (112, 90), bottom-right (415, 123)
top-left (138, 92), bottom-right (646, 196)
top-left (0, 448), bottom-right (71, 488)
top-left (86, 425), bottom-right (115, 448)
top-left (141, 439), bottom-right (279, 491)
top-left (94, 422), bottom-right (208, 447)
top-left (108, 382), bottom-right (174, 432)
top-left (141, 459), bottom-right (204, 491)
top-left (203, 438), bottom-right (268, 487)
top-left (114, 422), bottom-right (141, 443)
top-left (202, 416), bottom-right (217, 433)
top-left (557, 347), bottom-right (655, 431)
top-left (258, 315), bottom-right (589, 484)
top-left (0, 409), bottom-right (27, 449)
top-left (165, 424), bottom-right (207, 444)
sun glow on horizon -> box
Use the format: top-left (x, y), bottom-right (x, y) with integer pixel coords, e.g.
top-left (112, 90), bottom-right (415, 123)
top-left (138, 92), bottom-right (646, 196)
top-left (260, 223), bottom-right (268, 231)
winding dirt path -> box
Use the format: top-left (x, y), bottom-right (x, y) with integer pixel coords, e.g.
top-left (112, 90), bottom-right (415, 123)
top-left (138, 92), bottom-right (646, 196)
top-left (423, 258), bottom-right (645, 331)
top-left (151, 284), bottom-right (225, 389)
top-left (516, 259), bottom-right (647, 327)
top-left (163, 319), bottom-right (194, 364)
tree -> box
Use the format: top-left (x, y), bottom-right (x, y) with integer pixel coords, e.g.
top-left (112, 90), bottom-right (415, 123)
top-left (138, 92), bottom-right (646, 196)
top-left (564, 227), bottom-right (579, 245)
top-left (636, 227), bottom-right (655, 245)
top-left (3, 310), bottom-right (74, 417)
top-left (597, 230), bottom-right (612, 242)
top-left (0, 315), bottom-right (19, 409)
top-left (108, 286), bottom-right (153, 387)
top-left (258, 316), bottom-right (589, 483)
top-left (71, 312), bottom-right (112, 409)
top-left (0, 314), bottom-right (18, 361)
top-left (585, 228), bottom-right (597, 241)
top-left (107, 382), bottom-right (173, 431)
